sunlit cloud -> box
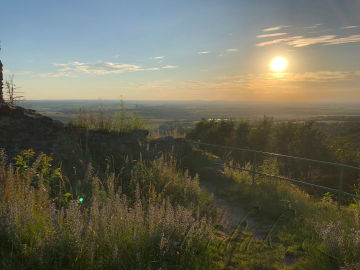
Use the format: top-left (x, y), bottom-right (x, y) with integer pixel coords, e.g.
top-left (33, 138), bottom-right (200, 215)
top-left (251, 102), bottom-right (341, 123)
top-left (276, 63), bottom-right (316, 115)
top-left (198, 51), bottom-right (210, 55)
top-left (152, 56), bottom-right (165, 60)
top-left (256, 34), bottom-right (360, 47)
top-left (58, 61), bottom-right (143, 75)
top-left (226, 48), bottom-right (238, 52)
top-left (256, 36), bottom-right (302, 47)
top-left (39, 72), bottom-right (76, 78)
top-left (215, 70), bottom-right (360, 100)
top-left (286, 35), bottom-right (335, 47)
top-left (342, 25), bottom-right (359, 29)
top-left (220, 70), bottom-right (360, 83)
top-left (262, 25), bottom-right (291, 32)
top-left (162, 65), bottom-right (177, 69)
top-left (147, 67), bottom-right (160, 71)
top-left (324, 35), bottom-right (360, 45)
top-left (278, 70), bottom-right (360, 82)
top-left (257, 32), bottom-right (287, 38)
top-left (40, 61), bottom-right (161, 77)
top-left (106, 70), bottom-right (360, 101)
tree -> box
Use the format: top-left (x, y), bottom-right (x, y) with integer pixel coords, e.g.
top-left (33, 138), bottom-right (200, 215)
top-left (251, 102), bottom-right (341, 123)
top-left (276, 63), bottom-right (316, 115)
top-left (248, 116), bottom-right (274, 151)
top-left (5, 75), bottom-right (23, 105)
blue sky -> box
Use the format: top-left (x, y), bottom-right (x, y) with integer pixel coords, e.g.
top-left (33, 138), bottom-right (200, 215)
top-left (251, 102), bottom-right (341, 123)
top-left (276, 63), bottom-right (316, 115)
top-left (1, 0), bottom-right (360, 101)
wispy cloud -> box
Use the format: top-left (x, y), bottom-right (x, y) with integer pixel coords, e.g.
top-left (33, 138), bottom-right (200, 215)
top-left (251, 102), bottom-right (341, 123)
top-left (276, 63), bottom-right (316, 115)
top-left (123, 70), bottom-right (360, 101)
top-left (262, 25), bottom-right (291, 32)
top-left (162, 65), bottom-right (177, 69)
top-left (40, 61), bottom-right (160, 77)
top-left (256, 36), bottom-right (301, 47)
top-left (208, 70), bottom-right (360, 100)
top-left (257, 32), bottom-right (287, 38)
top-left (305, 23), bottom-right (322, 29)
top-left (325, 34), bottom-right (360, 45)
top-left (286, 35), bottom-right (335, 47)
top-left (280, 70), bottom-right (360, 82)
top-left (57, 61), bottom-right (143, 74)
top-left (147, 67), bottom-right (160, 71)
top-left (39, 72), bottom-right (76, 78)
top-left (3, 69), bottom-right (33, 76)
top-left (198, 51), bottom-right (210, 55)
top-left (226, 48), bottom-right (238, 52)
top-left (342, 25), bottom-right (359, 29)
top-left (152, 56), bottom-right (165, 60)
top-left (256, 34), bottom-right (360, 47)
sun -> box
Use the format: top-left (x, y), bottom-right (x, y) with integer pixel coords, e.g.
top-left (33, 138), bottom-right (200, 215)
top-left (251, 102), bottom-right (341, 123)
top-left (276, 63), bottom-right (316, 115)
top-left (270, 56), bottom-right (288, 72)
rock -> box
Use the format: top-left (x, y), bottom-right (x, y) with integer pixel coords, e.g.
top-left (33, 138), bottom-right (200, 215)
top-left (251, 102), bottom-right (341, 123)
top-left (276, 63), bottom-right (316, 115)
top-left (0, 105), bottom-right (65, 157)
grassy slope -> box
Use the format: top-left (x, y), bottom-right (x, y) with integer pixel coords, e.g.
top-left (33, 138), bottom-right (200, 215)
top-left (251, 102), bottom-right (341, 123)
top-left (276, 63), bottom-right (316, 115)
top-left (1, 107), bottom-right (360, 269)
top-left (0, 149), bottom-right (225, 269)
top-left (180, 147), bottom-right (360, 269)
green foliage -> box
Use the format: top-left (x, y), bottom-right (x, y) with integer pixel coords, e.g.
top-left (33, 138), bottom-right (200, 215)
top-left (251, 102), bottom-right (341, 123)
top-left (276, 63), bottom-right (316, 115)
top-left (180, 143), bottom-right (360, 268)
top-left (0, 149), bottom-right (223, 269)
top-left (187, 117), bottom-right (331, 160)
top-left (187, 118), bottom-right (236, 146)
top-left (222, 157), bottom-right (360, 269)
top-left (69, 102), bottom-right (147, 133)
top-left (13, 149), bottom-right (61, 190)
top-left (2, 108), bottom-right (360, 268)
top-left (186, 117), bottom-right (359, 195)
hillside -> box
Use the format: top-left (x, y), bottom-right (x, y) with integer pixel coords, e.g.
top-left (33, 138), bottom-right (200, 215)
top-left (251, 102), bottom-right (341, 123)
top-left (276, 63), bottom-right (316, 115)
top-left (0, 105), bottom-right (360, 269)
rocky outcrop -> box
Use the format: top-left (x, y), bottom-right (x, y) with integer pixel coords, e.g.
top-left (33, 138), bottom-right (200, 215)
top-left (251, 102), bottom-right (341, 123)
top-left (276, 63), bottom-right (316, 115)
top-left (0, 104), bottom-right (64, 156)
top-left (0, 104), bottom-right (150, 160)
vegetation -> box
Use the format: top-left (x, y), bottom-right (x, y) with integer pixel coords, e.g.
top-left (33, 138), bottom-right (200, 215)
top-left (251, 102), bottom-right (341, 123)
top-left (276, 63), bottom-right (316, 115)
top-left (4, 75), bottom-right (23, 105)
top-left (222, 160), bottom-right (360, 269)
top-left (187, 118), bottom-right (360, 195)
top-left (180, 147), bottom-right (360, 269)
top-left (2, 105), bottom-right (360, 269)
top-left (0, 149), bottom-right (222, 269)
top-left (69, 102), bottom-right (147, 133)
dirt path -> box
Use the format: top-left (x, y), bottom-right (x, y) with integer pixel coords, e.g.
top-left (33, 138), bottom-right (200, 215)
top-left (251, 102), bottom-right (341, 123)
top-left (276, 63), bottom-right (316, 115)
top-left (199, 167), bottom-right (261, 235)
top-left (198, 166), bottom-right (296, 268)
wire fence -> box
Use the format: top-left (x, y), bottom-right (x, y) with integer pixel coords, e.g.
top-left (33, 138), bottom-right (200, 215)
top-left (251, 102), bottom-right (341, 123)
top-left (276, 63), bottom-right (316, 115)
top-left (187, 140), bottom-right (360, 206)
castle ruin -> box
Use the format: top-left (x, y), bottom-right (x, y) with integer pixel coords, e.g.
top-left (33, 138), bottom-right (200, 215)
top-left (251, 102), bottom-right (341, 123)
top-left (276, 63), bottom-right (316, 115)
top-left (0, 60), bottom-right (4, 103)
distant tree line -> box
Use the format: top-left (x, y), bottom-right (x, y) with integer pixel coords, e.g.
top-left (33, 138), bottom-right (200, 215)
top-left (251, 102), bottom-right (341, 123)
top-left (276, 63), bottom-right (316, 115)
top-left (187, 117), bottom-right (360, 197)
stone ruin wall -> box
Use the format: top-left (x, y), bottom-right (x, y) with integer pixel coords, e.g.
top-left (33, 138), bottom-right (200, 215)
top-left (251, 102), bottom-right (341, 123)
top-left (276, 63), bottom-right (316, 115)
top-left (0, 60), bottom-right (3, 103)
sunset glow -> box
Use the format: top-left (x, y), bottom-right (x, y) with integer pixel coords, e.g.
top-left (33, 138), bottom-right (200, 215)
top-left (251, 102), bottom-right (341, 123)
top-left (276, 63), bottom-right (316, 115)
top-left (270, 57), bottom-right (288, 72)
top-left (0, 1), bottom-right (359, 102)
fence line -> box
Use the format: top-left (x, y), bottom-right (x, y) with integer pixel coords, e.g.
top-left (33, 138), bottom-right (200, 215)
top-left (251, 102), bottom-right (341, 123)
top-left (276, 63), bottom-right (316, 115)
top-left (187, 140), bottom-right (360, 205)
top-left (188, 141), bottom-right (360, 171)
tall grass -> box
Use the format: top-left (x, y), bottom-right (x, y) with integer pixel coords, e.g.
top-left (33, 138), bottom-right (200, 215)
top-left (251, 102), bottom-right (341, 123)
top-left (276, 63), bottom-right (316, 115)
top-left (69, 103), bottom-right (147, 133)
top-left (0, 149), bottom-right (222, 269)
top-left (222, 158), bottom-right (360, 269)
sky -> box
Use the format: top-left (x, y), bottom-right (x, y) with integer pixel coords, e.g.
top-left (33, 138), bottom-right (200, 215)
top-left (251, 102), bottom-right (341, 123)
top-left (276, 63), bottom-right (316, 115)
top-left (1, 0), bottom-right (360, 102)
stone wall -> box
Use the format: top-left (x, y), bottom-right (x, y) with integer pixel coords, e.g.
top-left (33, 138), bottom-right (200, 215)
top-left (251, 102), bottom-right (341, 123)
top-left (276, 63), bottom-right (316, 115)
top-left (0, 60), bottom-right (3, 103)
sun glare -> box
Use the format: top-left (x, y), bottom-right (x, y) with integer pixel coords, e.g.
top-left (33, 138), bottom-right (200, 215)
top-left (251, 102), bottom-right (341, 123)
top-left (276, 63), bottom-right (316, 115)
top-left (270, 57), bottom-right (288, 72)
